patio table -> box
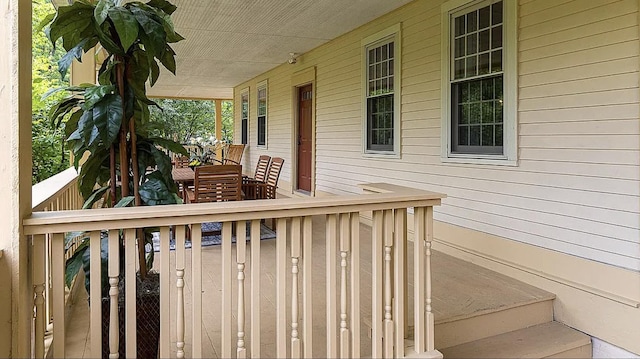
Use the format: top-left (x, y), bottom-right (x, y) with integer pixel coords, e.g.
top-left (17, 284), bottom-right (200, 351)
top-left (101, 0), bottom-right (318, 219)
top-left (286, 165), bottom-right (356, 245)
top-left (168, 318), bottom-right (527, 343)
top-left (172, 167), bottom-right (195, 199)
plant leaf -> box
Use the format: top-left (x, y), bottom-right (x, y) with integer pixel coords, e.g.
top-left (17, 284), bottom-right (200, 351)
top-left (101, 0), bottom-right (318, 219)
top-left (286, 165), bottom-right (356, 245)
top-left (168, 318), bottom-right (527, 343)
top-left (91, 94), bottom-right (123, 146)
top-left (83, 85), bottom-right (115, 111)
top-left (65, 244), bottom-right (89, 288)
top-left (107, 6), bottom-right (139, 52)
top-left (147, 0), bottom-right (177, 15)
top-left (94, 0), bottom-right (114, 25)
top-left (115, 196), bottom-right (135, 208)
top-left (82, 186), bottom-right (110, 209)
top-left (159, 45), bottom-right (177, 74)
top-left (57, 38), bottom-right (88, 79)
top-left (139, 171), bottom-right (178, 205)
top-left (48, 2), bottom-right (93, 45)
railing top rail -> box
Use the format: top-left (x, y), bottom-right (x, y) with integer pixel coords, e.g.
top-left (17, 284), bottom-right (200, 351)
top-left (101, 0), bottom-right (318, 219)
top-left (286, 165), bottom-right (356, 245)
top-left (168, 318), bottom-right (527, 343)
top-left (23, 183), bottom-right (445, 235)
top-left (31, 167), bottom-right (79, 211)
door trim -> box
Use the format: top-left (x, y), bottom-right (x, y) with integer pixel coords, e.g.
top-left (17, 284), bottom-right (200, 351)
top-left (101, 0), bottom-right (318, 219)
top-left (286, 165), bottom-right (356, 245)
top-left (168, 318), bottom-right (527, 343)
top-left (290, 67), bottom-right (316, 196)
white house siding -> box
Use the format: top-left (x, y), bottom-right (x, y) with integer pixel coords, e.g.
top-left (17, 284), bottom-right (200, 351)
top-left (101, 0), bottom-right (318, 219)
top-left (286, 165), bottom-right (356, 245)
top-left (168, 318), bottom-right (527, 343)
top-left (235, 0), bottom-right (640, 271)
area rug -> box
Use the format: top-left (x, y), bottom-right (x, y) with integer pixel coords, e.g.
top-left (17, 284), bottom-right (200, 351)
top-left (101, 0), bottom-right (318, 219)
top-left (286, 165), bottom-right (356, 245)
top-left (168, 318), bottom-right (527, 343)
top-left (151, 222), bottom-right (276, 252)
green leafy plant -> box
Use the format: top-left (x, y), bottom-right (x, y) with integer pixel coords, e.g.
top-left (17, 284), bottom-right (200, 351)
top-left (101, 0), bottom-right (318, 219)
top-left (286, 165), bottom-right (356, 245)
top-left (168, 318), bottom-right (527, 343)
top-left (44, 0), bottom-right (187, 282)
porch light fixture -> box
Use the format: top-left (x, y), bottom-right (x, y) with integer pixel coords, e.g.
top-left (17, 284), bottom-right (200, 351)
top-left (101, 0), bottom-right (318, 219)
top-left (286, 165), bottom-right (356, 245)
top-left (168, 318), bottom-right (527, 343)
top-left (288, 52), bottom-right (299, 64)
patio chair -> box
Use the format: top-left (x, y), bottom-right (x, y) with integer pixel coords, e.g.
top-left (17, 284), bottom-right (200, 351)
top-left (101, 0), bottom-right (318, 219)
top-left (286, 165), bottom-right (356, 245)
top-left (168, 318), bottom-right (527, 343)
top-left (213, 144), bottom-right (245, 165)
top-left (186, 165), bottom-right (242, 203)
top-left (242, 155), bottom-right (271, 200)
top-left (259, 157), bottom-right (284, 200)
top-left (174, 155), bottom-right (190, 168)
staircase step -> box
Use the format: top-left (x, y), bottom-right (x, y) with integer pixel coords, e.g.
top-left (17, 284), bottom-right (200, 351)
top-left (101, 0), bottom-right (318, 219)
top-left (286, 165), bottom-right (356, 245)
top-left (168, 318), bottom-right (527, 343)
top-left (439, 321), bottom-right (591, 358)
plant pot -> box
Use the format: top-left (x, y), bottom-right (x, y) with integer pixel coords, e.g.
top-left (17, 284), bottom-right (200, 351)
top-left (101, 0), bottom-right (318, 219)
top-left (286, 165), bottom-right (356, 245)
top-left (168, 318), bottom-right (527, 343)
top-left (100, 273), bottom-right (160, 359)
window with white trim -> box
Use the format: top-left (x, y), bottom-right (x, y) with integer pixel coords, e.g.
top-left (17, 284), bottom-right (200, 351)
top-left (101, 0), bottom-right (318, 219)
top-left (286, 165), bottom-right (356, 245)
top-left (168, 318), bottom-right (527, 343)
top-left (442, 0), bottom-right (517, 164)
top-left (240, 89), bottom-right (249, 144)
top-left (257, 81), bottom-right (267, 147)
top-left (363, 25), bottom-right (401, 155)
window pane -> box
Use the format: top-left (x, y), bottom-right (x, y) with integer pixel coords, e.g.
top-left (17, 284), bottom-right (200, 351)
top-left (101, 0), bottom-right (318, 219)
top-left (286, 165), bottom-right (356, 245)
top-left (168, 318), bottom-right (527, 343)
top-left (479, 29), bottom-right (490, 52)
top-left (388, 42), bottom-right (394, 59)
top-left (454, 59), bottom-right (465, 79)
top-left (466, 33), bottom-right (477, 55)
top-left (495, 124), bottom-right (503, 146)
top-left (466, 11), bottom-right (477, 32)
top-left (458, 126), bottom-right (469, 145)
top-left (492, 25), bottom-right (503, 49)
top-left (491, 50), bottom-right (502, 72)
top-left (478, 53), bottom-right (490, 75)
top-left (369, 49), bottom-right (375, 63)
top-left (479, 5), bottom-right (490, 29)
top-left (469, 103), bottom-right (481, 124)
top-left (469, 80), bottom-right (481, 101)
top-left (460, 104), bottom-right (469, 124)
top-left (466, 56), bottom-right (477, 77)
top-left (258, 116), bottom-right (266, 146)
top-left (389, 59), bottom-right (394, 76)
top-left (481, 101), bottom-right (494, 123)
top-left (381, 44), bottom-right (388, 60)
top-left (470, 125), bottom-right (480, 145)
top-left (455, 37), bottom-right (465, 58)
top-left (454, 15), bottom-right (465, 36)
top-left (482, 78), bottom-right (494, 100)
top-left (492, 1), bottom-right (503, 25)
top-left (460, 82), bottom-right (469, 102)
top-left (481, 125), bottom-right (494, 146)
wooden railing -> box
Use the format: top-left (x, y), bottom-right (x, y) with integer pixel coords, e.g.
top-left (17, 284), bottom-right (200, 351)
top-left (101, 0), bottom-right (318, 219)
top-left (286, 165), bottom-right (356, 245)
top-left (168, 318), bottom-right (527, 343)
top-left (24, 183), bottom-right (444, 358)
top-left (30, 167), bottom-right (83, 357)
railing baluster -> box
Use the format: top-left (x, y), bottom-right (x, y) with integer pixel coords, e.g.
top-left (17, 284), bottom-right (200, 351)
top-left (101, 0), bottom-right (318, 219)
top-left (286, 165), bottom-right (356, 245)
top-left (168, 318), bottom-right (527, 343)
top-left (350, 212), bottom-right (360, 359)
top-left (108, 229), bottom-right (120, 358)
top-left (394, 208), bottom-right (407, 358)
top-left (302, 216), bottom-right (313, 358)
top-left (413, 207), bottom-right (426, 353)
top-left (192, 223), bottom-right (203, 358)
top-left (52, 233), bottom-right (65, 358)
top-left (384, 210), bottom-right (394, 358)
top-left (291, 217), bottom-right (301, 358)
top-left (339, 213), bottom-right (350, 358)
top-left (90, 231), bottom-right (102, 358)
top-left (45, 234), bottom-right (53, 333)
top-left (125, 229), bottom-right (137, 358)
top-left (237, 220), bottom-right (247, 359)
top-left (160, 226), bottom-right (171, 358)
top-left (176, 225), bottom-right (186, 358)
top-left (32, 234), bottom-right (46, 359)
top-left (371, 210), bottom-right (383, 358)
top-left (326, 214), bottom-right (338, 359)
top-left (276, 217), bottom-right (288, 358)
top-left (222, 221), bottom-right (233, 358)
top-left (425, 206), bottom-right (435, 352)
top-left (250, 219), bottom-right (261, 358)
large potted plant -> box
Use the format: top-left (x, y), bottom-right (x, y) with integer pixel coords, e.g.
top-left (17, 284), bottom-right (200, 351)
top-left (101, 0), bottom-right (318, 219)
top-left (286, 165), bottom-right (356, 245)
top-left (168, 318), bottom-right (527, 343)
top-left (44, 0), bottom-right (186, 357)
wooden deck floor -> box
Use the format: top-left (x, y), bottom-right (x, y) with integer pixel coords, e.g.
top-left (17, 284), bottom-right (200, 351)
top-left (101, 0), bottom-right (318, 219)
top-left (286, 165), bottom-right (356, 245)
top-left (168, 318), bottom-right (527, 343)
top-left (64, 215), bottom-right (552, 358)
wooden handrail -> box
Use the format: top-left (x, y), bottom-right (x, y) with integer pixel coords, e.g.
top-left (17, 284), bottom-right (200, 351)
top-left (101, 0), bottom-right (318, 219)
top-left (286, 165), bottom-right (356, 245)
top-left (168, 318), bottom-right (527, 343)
top-left (31, 167), bottom-right (79, 211)
top-left (24, 184), bottom-right (445, 234)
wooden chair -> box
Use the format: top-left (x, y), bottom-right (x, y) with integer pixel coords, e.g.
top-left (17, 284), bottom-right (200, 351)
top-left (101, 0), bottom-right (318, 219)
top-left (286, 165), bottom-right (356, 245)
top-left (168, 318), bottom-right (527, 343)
top-left (186, 165), bottom-right (242, 203)
top-left (213, 144), bottom-right (245, 165)
top-left (259, 157), bottom-right (284, 200)
top-left (174, 155), bottom-right (190, 168)
top-left (242, 155), bottom-right (271, 200)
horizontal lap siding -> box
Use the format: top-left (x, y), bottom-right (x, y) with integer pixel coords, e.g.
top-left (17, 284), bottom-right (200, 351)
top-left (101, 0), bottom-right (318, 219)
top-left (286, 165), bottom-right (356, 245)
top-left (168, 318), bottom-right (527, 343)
top-left (234, 0), bottom-right (640, 271)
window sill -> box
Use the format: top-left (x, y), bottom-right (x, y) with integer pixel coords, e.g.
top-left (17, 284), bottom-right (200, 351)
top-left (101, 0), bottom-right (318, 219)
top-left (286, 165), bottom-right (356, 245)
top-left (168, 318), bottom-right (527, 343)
top-left (441, 155), bottom-right (518, 167)
top-left (363, 151), bottom-right (400, 159)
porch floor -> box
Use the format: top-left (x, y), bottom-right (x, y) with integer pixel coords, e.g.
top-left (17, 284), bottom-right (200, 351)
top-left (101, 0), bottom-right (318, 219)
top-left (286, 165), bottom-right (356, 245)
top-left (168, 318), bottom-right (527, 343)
top-left (64, 215), bottom-right (552, 358)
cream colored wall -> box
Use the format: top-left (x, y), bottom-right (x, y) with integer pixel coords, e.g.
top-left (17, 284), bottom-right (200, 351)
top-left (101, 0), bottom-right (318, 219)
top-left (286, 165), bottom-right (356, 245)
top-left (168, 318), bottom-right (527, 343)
top-left (234, 0), bottom-right (640, 353)
top-left (0, 1), bottom-right (33, 357)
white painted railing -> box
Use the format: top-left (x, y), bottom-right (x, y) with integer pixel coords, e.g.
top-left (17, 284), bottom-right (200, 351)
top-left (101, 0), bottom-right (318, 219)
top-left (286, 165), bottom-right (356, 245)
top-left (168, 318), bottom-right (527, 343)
top-left (25, 182), bottom-right (444, 358)
top-left (30, 167), bottom-right (82, 358)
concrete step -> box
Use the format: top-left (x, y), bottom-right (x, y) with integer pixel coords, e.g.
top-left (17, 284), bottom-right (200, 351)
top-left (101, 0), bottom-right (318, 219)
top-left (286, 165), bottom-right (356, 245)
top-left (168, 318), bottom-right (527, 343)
top-left (439, 321), bottom-right (592, 358)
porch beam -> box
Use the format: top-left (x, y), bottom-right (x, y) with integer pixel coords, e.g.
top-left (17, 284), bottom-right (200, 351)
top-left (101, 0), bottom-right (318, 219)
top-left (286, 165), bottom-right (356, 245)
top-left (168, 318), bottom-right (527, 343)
top-left (215, 100), bottom-right (223, 161)
top-left (0, 1), bottom-right (33, 357)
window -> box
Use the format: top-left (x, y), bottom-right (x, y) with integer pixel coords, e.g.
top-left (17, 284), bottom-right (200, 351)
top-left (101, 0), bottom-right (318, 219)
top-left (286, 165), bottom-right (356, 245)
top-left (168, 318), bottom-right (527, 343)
top-left (441, 0), bottom-right (517, 164)
top-left (362, 25), bottom-right (401, 155)
top-left (240, 90), bottom-right (249, 144)
top-left (257, 81), bottom-right (267, 147)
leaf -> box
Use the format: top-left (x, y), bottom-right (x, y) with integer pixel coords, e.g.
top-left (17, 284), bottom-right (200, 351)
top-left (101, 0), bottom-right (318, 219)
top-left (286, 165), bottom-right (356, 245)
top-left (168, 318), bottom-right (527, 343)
top-left (83, 85), bottom-right (115, 111)
top-left (37, 12), bottom-right (55, 32)
top-left (65, 244), bottom-right (89, 288)
top-left (57, 38), bottom-right (88, 79)
top-left (64, 110), bottom-right (83, 139)
top-left (82, 186), bottom-right (110, 209)
top-left (139, 171), bottom-right (178, 205)
top-left (159, 45), bottom-right (177, 74)
top-left (115, 196), bottom-right (135, 208)
top-left (94, 0), bottom-right (114, 25)
top-left (146, 0), bottom-right (177, 15)
top-left (48, 2), bottom-right (93, 44)
top-left (149, 58), bottom-right (160, 86)
top-left (91, 94), bottom-right (123, 147)
top-left (130, 7), bottom-right (166, 58)
top-left (108, 6), bottom-right (139, 51)
top-left (93, 16), bottom-right (124, 55)
top-left (151, 137), bottom-right (187, 156)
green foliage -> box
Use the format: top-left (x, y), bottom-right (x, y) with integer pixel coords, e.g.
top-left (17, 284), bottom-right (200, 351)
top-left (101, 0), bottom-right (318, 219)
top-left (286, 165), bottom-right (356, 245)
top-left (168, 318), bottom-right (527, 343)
top-left (43, 0), bottom-right (187, 284)
top-left (149, 98), bottom-right (234, 144)
top-left (32, 0), bottom-right (69, 184)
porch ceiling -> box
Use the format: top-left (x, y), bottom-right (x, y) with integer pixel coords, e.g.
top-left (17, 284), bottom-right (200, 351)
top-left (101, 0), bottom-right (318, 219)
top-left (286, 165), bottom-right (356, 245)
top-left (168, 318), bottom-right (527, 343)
top-left (146, 0), bottom-right (414, 100)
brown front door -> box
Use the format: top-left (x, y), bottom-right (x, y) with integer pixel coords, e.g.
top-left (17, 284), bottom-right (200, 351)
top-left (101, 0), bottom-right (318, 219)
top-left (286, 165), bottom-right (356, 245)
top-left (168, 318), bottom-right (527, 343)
top-left (297, 84), bottom-right (313, 192)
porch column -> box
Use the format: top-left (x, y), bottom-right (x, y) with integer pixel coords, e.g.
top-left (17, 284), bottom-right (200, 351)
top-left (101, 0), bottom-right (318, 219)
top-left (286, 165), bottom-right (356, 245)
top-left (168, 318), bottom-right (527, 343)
top-left (0, 1), bottom-right (34, 357)
top-left (215, 99), bottom-right (223, 161)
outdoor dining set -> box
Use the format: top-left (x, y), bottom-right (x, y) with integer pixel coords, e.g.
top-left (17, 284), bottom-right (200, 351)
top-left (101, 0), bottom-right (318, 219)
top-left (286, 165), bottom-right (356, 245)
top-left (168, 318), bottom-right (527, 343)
top-left (171, 144), bottom-right (284, 204)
